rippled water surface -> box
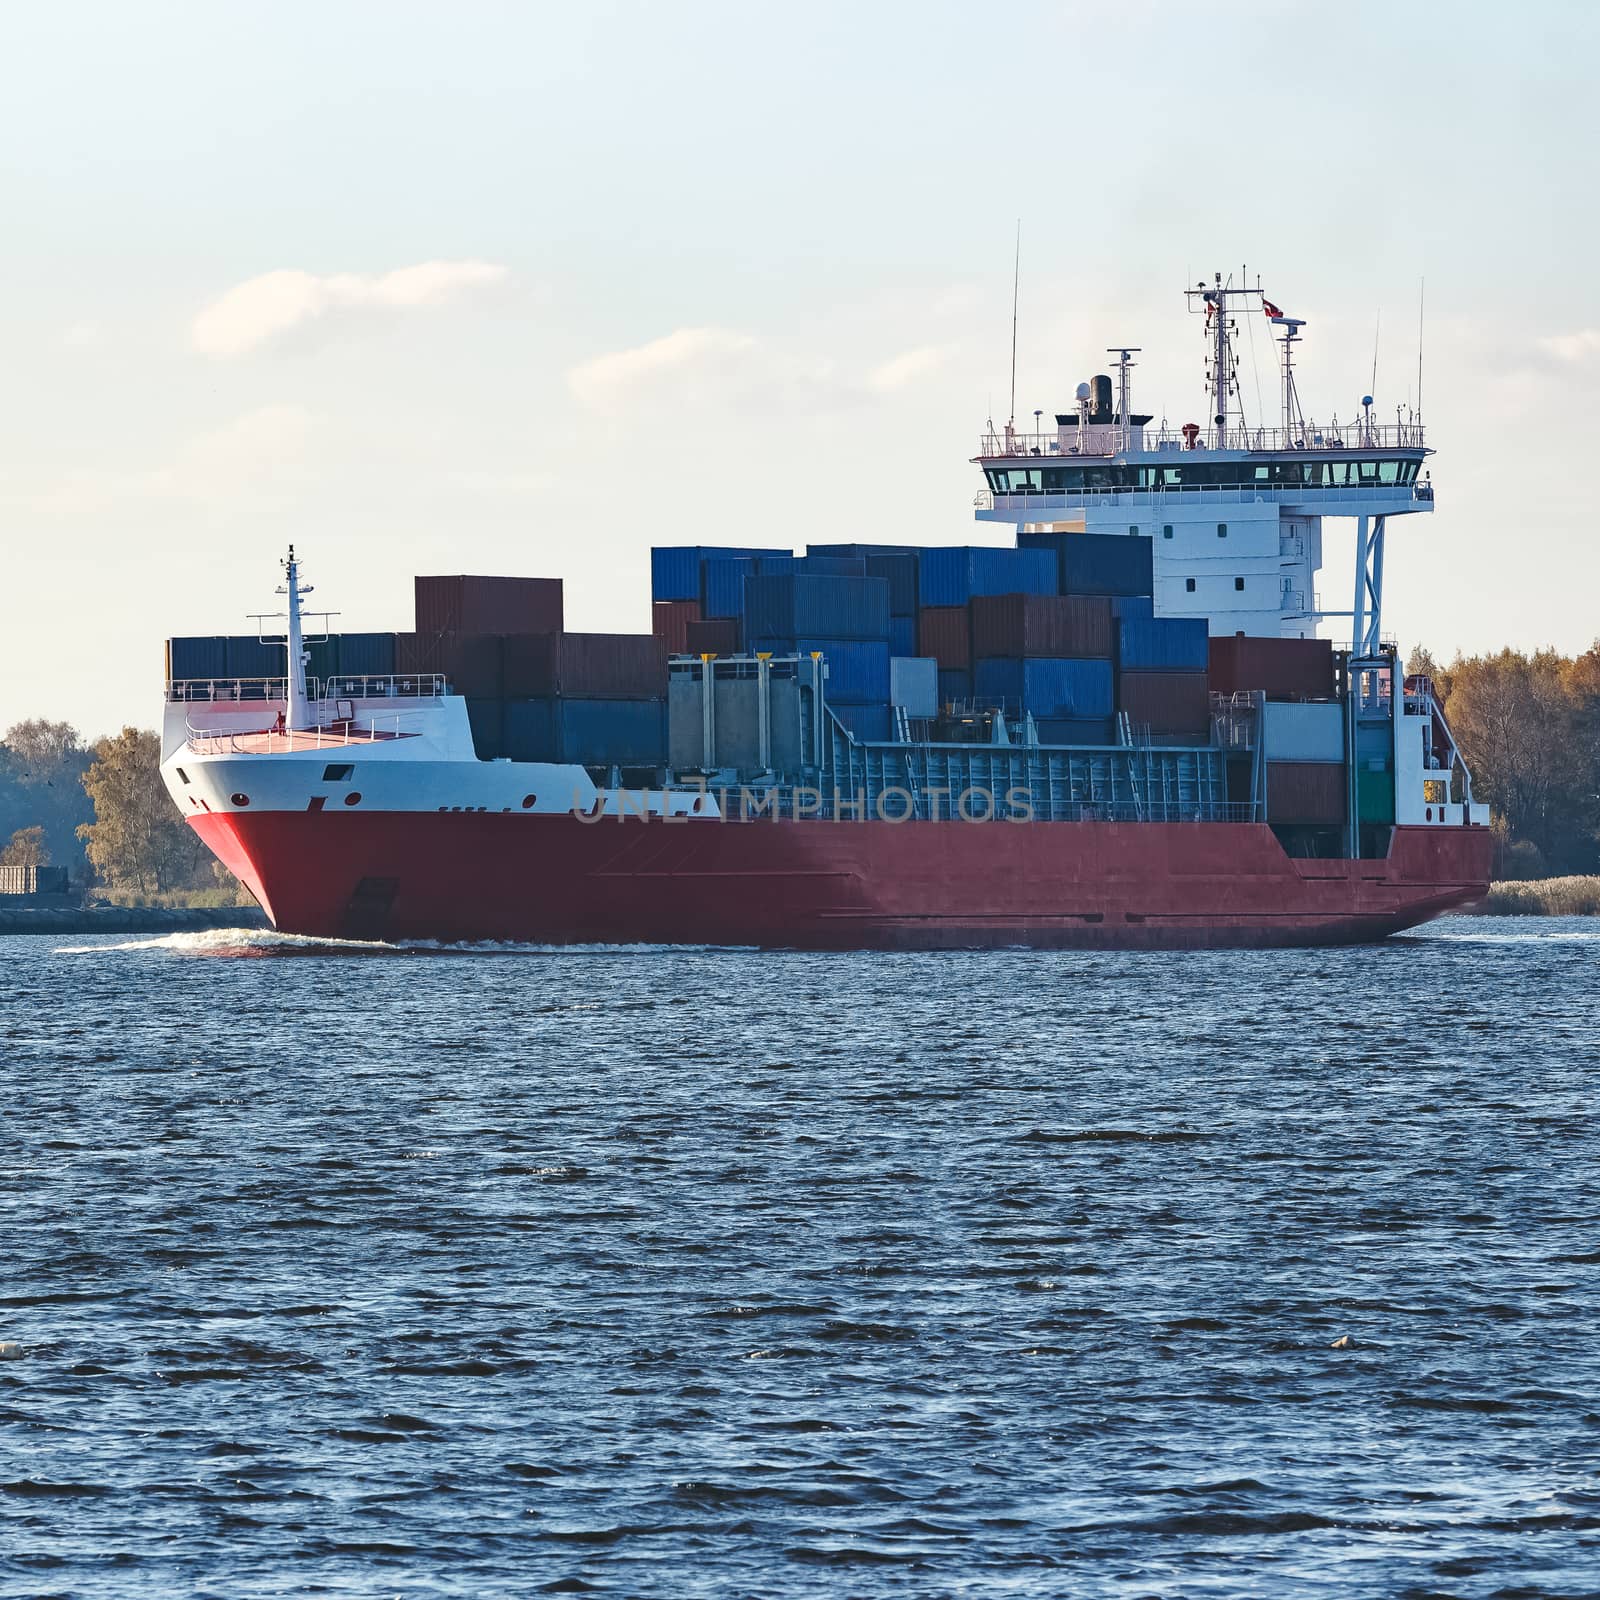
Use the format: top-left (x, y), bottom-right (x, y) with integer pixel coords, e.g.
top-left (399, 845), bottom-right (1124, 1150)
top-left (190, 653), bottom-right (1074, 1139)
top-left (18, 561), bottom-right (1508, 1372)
top-left (3, 919), bottom-right (1599, 1598)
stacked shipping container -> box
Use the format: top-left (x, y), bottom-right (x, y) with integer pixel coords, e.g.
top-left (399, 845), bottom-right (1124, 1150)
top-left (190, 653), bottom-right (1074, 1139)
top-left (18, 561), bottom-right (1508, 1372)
top-left (169, 533), bottom-right (1353, 772)
top-left (1207, 635), bottom-right (1344, 822)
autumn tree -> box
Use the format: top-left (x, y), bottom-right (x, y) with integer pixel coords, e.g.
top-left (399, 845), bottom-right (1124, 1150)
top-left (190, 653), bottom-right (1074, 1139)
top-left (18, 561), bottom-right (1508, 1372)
top-left (0, 825), bottom-right (48, 867)
top-left (1440, 647), bottom-right (1600, 874)
top-left (0, 719), bottom-right (93, 877)
top-left (3, 719), bottom-right (84, 776)
top-left (77, 727), bottom-right (212, 896)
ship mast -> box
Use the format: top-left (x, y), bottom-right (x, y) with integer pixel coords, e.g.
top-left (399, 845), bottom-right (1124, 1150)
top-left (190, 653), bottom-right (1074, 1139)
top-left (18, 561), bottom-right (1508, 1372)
top-left (280, 545), bottom-right (313, 732)
top-left (1186, 271), bottom-right (1264, 447)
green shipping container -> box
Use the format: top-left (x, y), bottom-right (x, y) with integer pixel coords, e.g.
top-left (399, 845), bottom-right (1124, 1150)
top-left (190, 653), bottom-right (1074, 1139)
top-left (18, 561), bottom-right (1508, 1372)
top-left (1356, 766), bottom-right (1395, 824)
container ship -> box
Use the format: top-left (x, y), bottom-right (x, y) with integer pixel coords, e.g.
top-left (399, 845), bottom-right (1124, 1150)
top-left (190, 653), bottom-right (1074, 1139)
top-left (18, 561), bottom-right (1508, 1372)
top-left (160, 275), bottom-right (1492, 947)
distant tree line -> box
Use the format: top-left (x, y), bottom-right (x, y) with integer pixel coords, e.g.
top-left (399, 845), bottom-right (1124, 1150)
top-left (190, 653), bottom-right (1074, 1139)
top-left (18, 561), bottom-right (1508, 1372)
top-left (0, 720), bottom-right (239, 902)
top-left (1408, 643), bottom-right (1600, 878)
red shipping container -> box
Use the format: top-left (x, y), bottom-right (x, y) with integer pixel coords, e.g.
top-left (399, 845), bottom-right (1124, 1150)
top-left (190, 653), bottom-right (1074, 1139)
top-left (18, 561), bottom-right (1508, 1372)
top-left (503, 633), bottom-right (668, 700)
top-left (1266, 761), bottom-right (1347, 824)
top-left (1118, 669), bottom-right (1211, 735)
top-left (917, 607), bottom-right (972, 670)
top-left (652, 600), bottom-right (701, 654)
top-left (1209, 635), bottom-right (1335, 701)
top-left (971, 594), bottom-right (1113, 660)
top-left (415, 575), bottom-right (564, 635)
top-left (685, 619), bottom-right (740, 655)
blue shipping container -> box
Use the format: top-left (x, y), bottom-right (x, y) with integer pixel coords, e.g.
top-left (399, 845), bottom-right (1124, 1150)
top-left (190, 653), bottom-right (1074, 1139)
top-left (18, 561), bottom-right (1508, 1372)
top-left (889, 616), bottom-right (916, 657)
top-left (918, 546), bottom-right (1056, 606)
top-left (224, 635), bottom-right (282, 678)
top-left (503, 697), bottom-right (558, 762)
top-left (651, 546), bottom-right (772, 602)
top-left (305, 636), bottom-right (339, 686)
top-left (1116, 616), bottom-right (1210, 671)
top-left (502, 697), bottom-right (666, 764)
top-left (832, 704), bottom-right (893, 742)
top-left (750, 637), bottom-right (891, 704)
top-left (168, 636), bottom-right (229, 680)
top-left (1035, 716), bottom-right (1118, 746)
top-left (1111, 595), bottom-right (1155, 620)
top-left (558, 698), bottom-right (666, 764)
top-left (808, 546), bottom-right (921, 612)
top-left (466, 698), bottom-right (504, 759)
top-left (1019, 531), bottom-right (1153, 597)
top-left (743, 575), bottom-right (891, 642)
top-left (973, 657), bottom-right (1114, 717)
top-left (703, 554), bottom-right (827, 617)
top-left (795, 555), bottom-right (865, 578)
top-left (702, 558), bottom-right (755, 619)
top-left (938, 668), bottom-right (973, 704)
top-left (338, 632), bottom-right (398, 677)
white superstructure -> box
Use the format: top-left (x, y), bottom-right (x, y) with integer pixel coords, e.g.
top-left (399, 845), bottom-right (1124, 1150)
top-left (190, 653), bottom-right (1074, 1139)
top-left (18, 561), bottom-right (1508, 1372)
top-left (974, 273), bottom-right (1432, 645)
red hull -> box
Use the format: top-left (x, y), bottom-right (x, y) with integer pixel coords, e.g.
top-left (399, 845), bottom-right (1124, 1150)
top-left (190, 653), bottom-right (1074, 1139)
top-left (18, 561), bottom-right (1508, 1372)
top-left (192, 812), bottom-right (1493, 950)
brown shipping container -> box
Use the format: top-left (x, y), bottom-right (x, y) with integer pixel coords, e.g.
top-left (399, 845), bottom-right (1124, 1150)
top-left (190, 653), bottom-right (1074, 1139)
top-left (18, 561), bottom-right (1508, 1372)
top-left (504, 632), bottom-right (669, 700)
top-left (971, 594), bottom-right (1113, 660)
top-left (917, 607), bottom-right (972, 670)
top-left (394, 630), bottom-right (443, 678)
top-left (393, 631), bottom-right (503, 695)
top-left (415, 575), bottom-right (564, 636)
top-left (1118, 669), bottom-right (1211, 735)
top-left (1209, 635), bottom-right (1335, 701)
top-left (685, 619), bottom-right (740, 655)
top-left (652, 600), bottom-right (701, 654)
top-left (1266, 760), bottom-right (1347, 824)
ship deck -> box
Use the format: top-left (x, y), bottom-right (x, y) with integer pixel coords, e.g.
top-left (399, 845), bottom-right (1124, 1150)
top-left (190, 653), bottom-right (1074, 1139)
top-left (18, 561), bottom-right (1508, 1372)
top-left (187, 724), bottom-right (420, 756)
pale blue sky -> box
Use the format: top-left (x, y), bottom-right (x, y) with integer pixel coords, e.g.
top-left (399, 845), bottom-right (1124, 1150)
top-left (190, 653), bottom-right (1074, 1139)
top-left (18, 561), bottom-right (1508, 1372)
top-left (2, 0), bottom-right (1595, 734)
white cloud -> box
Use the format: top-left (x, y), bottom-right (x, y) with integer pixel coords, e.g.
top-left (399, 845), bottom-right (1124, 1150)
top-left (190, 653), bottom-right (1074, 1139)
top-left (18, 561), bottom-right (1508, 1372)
top-left (23, 406), bottom-right (318, 516)
top-left (1539, 328), bottom-right (1600, 365)
top-left (154, 405), bottom-right (318, 496)
top-left (567, 326), bottom-right (762, 406)
top-left (192, 261), bottom-right (508, 357)
top-left (866, 343), bottom-right (958, 393)
top-left (63, 322), bottom-right (99, 350)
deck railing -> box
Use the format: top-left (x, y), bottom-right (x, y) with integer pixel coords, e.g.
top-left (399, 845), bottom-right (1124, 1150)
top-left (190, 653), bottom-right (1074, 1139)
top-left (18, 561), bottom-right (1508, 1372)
top-left (978, 419), bottom-right (1427, 458)
top-left (183, 707), bottom-right (431, 755)
top-left (166, 674), bottom-right (447, 703)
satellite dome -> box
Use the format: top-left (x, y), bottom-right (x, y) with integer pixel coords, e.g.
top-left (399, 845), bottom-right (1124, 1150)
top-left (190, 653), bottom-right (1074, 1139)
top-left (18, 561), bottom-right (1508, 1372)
top-left (1074, 382), bottom-right (1092, 401)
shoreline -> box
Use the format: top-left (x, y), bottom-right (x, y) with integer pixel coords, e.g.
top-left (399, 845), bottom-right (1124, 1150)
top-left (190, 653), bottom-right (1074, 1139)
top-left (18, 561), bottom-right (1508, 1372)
top-left (0, 905), bottom-right (270, 936)
top-left (1472, 876), bottom-right (1600, 917)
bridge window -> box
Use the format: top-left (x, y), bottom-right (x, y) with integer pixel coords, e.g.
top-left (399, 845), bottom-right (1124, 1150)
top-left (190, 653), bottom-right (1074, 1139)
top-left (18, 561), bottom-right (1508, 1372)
top-left (1217, 523), bottom-right (1228, 538)
top-left (1162, 524), bottom-right (1174, 539)
top-left (1234, 577), bottom-right (1246, 591)
top-left (1185, 578), bottom-right (1196, 592)
top-left (322, 763), bottom-right (354, 782)
top-left (1129, 524), bottom-right (1139, 536)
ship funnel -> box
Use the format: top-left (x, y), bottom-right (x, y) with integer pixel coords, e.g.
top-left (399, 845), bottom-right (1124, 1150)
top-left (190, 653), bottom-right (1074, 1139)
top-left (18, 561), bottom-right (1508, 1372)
top-left (1090, 374), bottom-right (1114, 422)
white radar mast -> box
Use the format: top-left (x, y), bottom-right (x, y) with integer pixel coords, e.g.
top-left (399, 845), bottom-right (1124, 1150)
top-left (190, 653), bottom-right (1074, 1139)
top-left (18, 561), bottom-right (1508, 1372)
top-left (278, 546), bottom-right (312, 731)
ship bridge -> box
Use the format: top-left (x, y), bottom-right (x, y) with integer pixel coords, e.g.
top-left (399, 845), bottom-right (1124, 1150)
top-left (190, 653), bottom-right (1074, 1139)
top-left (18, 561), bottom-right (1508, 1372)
top-left (975, 276), bottom-right (1432, 653)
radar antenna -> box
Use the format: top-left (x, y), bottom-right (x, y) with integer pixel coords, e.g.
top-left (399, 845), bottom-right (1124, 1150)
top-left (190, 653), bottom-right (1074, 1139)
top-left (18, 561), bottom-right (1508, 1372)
top-left (1007, 220), bottom-right (1021, 437)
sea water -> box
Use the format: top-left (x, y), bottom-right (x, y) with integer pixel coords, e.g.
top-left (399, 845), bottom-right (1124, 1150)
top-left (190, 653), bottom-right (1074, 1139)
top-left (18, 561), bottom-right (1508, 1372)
top-left (2, 920), bottom-right (1598, 1597)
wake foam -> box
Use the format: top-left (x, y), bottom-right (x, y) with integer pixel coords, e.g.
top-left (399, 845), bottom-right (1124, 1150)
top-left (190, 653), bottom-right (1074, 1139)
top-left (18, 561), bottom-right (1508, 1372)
top-left (54, 928), bottom-right (712, 958)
